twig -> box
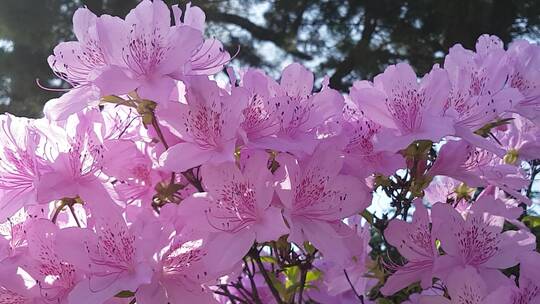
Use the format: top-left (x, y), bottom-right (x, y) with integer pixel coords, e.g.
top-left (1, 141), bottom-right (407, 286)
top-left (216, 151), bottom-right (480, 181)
top-left (296, 264), bottom-right (308, 303)
top-left (344, 269), bottom-right (364, 303)
top-left (250, 246), bottom-right (284, 304)
top-left (68, 204), bottom-right (82, 228)
top-left (150, 117), bottom-right (169, 150)
top-left (214, 288), bottom-right (247, 304)
top-left (526, 163), bottom-right (539, 198)
top-left (51, 202), bottom-right (66, 224)
top-left (149, 111), bottom-right (204, 193)
top-left (242, 257), bottom-right (263, 304)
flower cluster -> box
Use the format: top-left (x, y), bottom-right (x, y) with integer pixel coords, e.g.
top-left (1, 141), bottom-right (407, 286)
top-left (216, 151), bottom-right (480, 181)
top-left (1, 1), bottom-right (540, 303)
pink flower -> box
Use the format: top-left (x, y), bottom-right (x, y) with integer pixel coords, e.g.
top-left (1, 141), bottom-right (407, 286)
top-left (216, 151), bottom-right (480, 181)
top-left (101, 139), bottom-right (159, 205)
top-left (0, 263), bottom-right (41, 304)
top-left (0, 114), bottom-right (45, 221)
top-left (35, 112), bottom-right (109, 204)
top-left (95, 0), bottom-right (203, 102)
top-left (252, 63), bottom-right (344, 155)
top-left (463, 192), bottom-right (523, 222)
top-left (419, 266), bottom-right (515, 304)
top-left (498, 115), bottom-right (540, 163)
top-left (276, 142), bottom-right (372, 265)
top-left (511, 252), bottom-right (540, 303)
top-left (431, 202), bottom-right (535, 284)
top-left (54, 208), bottom-right (160, 304)
top-left (136, 231), bottom-right (220, 304)
top-left (159, 77), bottom-right (248, 172)
top-left (506, 39), bottom-right (540, 123)
top-left (442, 35), bottom-right (523, 154)
top-left (381, 200), bottom-right (437, 295)
top-left (46, 1), bottom-right (231, 120)
top-left (171, 3), bottom-right (231, 76)
top-left (175, 150), bottom-right (288, 268)
top-left (308, 216), bottom-right (375, 302)
top-left (352, 63), bottom-right (453, 152)
top-left (342, 92), bottom-right (405, 178)
top-left (0, 209), bottom-right (34, 260)
top-left (238, 68), bottom-right (281, 144)
top-left (7, 22), bottom-right (540, 304)
top-left (23, 219), bottom-right (80, 303)
top-left (429, 139), bottom-right (532, 205)
top-left (45, 8), bottom-right (108, 121)
top-left (443, 35), bottom-right (521, 127)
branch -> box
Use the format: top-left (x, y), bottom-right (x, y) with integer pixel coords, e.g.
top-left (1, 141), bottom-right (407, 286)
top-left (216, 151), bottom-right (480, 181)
top-left (149, 109), bottom-right (204, 192)
top-left (205, 10), bottom-right (312, 60)
top-left (214, 288), bottom-right (247, 304)
top-left (329, 11), bottom-right (377, 91)
top-left (527, 162), bottom-right (539, 198)
top-left (243, 257), bottom-right (263, 304)
top-left (296, 264), bottom-right (308, 303)
top-left (344, 269), bottom-right (365, 303)
top-left (249, 246), bottom-right (284, 304)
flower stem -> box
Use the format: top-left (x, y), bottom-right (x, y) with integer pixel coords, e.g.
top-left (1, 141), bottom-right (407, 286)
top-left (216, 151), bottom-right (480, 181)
top-left (250, 246), bottom-right (284, 304)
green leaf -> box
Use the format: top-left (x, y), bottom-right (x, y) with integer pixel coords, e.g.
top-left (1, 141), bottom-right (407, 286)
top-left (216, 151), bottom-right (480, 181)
top-left (523, 216), bottom-right (540, 229)
top-left (475, 118), bottom-right (514, 137)
top-left (115, 290), bottom-right (135, 298)
top-left (101, 95), bottom-right (125, 104)
top-left (276, 235), bottom-right (290, 251)
top-left (303, 241), bottom-right (317, 255)
top-left (267, 273), bottom-right (286, 300)
top-left (305, 269), bottom-right (321, 283)
top-left (284, 265), bottom-right (300, 288)
top-left (260, 256), bottom-right (278, 264)
top-left (361, 210), bottom-right (374, 225)
top-left (284, 282), bottom-right (302, 301)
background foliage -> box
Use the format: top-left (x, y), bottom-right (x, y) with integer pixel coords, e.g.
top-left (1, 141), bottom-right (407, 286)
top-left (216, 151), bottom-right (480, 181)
top-left (0, 0), bottom-right (539, 117)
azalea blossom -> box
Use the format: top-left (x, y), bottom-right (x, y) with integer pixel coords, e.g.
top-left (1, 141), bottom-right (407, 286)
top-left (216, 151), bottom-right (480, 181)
top-left (381, 200), bottom-right (437, 295)
top-left (431, 202), bottom-right (535, 284)
top-left (505, 39), bottom-right (540, 123)
top-left (428, 139), bottom-right (532, 205)
top-left (351, 63), bottom-right (453, 152)
top-left (419, 266), bottom-right (514, 304)
top-left (341, 92), bottom-right (405, 178)
top-left (54, 207), bottom-right (159, 304)
top-left (251, 63), bottom-right (344, 155)
top-left (0, 114), bottom-right (44, 221)
top-left (159, 76), bottom-right (248, 172)
top-left (136, 230), bottom-right (224, 304)
top-left (237, 68), bottom-right (281, 145)
top-left (1, 2), bottom-right (540, 302)
top-left (276, 142), bottom-right (372, 265)
top-left (176, 150), bottom-right (288, 268)
top-left (442, 35), bottom-right (523, 154)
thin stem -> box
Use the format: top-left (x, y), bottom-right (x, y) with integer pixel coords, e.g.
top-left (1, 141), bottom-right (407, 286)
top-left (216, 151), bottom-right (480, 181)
top-left (233, 283), bottom-right (256, 303)
top-left (344, 269), bottom-right (364, 303)
top-left (526, 164), bottom-right (539, 198)
top-left (182, 169), bottom-right (204, 192)
top-left (151, 117), bottom-right (169, 150)
top-left (296, 265), bottom-right (308, 304)
top-left (68, 204), bottom-right (82, 228)
top-left (243, 257), bottom-right (263, 304)
top-left (149, 111), bottom-right (204, 193)
top-left (214, 288), bottom-right (247, 304)
top-left (250, 246), bottom-right (284, 304)
top-left (51, 202), bottom-right (66, 223)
